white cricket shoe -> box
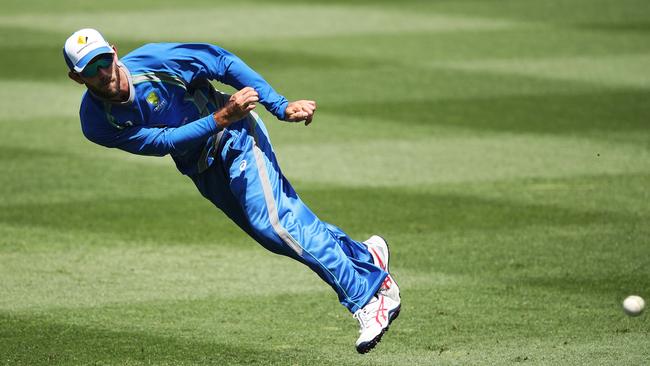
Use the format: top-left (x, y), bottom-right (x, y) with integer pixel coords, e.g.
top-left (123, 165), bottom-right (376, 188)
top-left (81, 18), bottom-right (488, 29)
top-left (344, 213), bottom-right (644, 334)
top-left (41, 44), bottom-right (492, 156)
top-left (364, 235), bottom-right (390, 271)
top-left (354, 294), bottom-right (401, 354)
top-left (363, 235), bottom-right (401, 303)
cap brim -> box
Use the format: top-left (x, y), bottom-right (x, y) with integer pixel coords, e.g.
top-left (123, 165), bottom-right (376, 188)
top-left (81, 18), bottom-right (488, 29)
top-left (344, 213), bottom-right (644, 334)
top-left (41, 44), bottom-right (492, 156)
top-left (73, 46), bottom-right (114, 72)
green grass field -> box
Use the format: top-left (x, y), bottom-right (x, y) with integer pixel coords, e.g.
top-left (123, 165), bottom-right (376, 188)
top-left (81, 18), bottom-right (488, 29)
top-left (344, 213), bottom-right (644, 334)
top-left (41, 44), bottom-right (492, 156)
top-left (1, 0), bottom-right (649, 364)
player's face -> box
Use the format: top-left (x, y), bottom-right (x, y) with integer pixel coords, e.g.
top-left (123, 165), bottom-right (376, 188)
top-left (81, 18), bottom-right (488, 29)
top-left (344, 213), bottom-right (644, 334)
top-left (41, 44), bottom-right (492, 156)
top-left (78, 52), bottom-right (125, 100)
top-left (82, 53), bottom-right (119, 97)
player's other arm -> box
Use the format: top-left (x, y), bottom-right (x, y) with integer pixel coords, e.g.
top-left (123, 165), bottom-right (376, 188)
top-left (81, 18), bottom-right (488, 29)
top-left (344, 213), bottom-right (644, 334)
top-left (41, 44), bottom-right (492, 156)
top-left (83, 116), bottom-right (215, 156)
top-left (82, 88), bottom-right (258, 156)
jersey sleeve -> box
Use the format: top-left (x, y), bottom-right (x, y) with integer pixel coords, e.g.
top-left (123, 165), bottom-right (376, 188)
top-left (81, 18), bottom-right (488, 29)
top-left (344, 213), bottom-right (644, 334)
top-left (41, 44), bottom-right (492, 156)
top-left (82, 113), bottom-right (220, 157)
top-left (162, 43), bottom-right (289, 120)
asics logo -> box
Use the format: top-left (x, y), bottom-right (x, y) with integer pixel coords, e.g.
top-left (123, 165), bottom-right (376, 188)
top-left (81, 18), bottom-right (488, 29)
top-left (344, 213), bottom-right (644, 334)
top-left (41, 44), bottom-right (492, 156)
top-left (381, 275), bottom-right (392, 290)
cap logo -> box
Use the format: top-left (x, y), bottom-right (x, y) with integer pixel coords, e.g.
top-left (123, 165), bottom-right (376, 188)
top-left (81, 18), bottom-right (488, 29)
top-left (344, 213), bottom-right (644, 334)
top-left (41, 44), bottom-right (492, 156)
top-left (77, 36), bottom-right (88, 45)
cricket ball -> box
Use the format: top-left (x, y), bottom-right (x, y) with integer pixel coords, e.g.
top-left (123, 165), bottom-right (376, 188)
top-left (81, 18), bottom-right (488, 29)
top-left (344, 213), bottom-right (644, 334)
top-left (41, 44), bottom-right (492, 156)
top-left (622, 295), bottom-right (645, 317)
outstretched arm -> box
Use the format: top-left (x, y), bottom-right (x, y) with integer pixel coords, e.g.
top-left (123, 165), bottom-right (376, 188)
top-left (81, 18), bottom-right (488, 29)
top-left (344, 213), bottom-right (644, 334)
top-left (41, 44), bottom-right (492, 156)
top-left (217, 88), bottom-right (317, 127)
top-left (161, 44), bottom-right (318, 124)
top-left (161, 43), bottom-right (289, 119)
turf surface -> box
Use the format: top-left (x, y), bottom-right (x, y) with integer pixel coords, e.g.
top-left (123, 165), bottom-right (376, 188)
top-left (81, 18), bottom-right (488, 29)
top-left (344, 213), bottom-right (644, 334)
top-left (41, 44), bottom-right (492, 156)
top-left (1, 0), bottom-right (649, 364)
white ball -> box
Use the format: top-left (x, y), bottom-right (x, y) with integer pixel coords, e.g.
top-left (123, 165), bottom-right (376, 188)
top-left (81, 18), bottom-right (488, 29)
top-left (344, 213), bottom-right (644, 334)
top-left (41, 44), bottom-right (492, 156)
top-left (622, 295), bottom-right (645, 317)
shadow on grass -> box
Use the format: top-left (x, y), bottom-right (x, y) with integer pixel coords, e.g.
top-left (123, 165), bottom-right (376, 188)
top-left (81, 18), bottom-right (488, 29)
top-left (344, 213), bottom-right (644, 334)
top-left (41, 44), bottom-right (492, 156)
top-left (0, 313), bottom-right (321, 365)
top-left (326, 90), bottom-right (650, 134)
top-left (0, 182), bottom-right (634, 246)
top-left (302, 184), bottom-right (633, 235)
top-left (576, 21), bottom-right (650, 34)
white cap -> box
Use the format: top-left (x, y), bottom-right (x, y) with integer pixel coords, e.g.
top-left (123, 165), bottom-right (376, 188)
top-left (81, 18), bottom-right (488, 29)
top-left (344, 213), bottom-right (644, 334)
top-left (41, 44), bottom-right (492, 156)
top-left (63, 28), bottom-right (114, 72)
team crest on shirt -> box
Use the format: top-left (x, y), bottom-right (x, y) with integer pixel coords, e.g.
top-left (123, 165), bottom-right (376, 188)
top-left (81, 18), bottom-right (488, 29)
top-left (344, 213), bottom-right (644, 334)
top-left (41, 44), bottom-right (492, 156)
top-left (146, 91), bottom-right (166, 112)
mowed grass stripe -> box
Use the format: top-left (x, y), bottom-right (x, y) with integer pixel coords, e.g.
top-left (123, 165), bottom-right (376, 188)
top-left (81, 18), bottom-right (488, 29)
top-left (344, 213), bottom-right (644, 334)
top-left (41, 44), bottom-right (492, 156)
top-left (1, 118), bottom-right (648, 202)
top-left (276, 134), bottom-right (650, 186)
top-left (0, 81), bottom-right (82, 120)
top-left (3, 25), bottom-right (649, 83)
top-left (434, 54), bottom-right (650, 88)
top-left (0, 5), bottom-right (519, 41)
top-left (323, 89), bottom-right (650, 133)
top-left (421, 0), bottom-right (650, 25)
top-left (0, 179), bottom-right (639, 245)
top-left (1, 131), bottom-right (648, 214)
top-left (0, 242), bottom-right (330, 311)
top-left (0, 300), bottom-right (352, 366)
top-left (0, 139), bottom-right (191, 206)
top-left (1, 172), bottom-right (647, 242)
top-left (241, 28), bottom-right (650, 68)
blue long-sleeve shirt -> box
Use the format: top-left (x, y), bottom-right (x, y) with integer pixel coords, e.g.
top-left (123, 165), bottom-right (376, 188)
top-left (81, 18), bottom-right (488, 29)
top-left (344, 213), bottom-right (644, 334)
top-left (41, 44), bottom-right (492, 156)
top-left (79, 43), bottom-right (288, 175)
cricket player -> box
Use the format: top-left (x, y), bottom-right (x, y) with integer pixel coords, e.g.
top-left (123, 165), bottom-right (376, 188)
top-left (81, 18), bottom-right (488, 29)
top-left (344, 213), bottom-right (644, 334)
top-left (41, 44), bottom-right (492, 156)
top-left (63, 28), bottom-right (401, 353)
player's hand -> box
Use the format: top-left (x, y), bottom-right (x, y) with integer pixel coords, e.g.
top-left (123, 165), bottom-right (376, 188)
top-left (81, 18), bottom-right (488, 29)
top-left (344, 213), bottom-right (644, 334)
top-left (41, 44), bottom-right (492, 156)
top-left (213, 87), bottom-right (259, 128)
top-left (284, 100), bottom-right (316, 126)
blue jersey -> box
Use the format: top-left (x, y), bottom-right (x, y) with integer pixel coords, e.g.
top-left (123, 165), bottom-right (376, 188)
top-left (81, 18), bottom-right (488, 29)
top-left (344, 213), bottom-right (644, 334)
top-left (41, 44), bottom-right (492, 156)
top-left (79, 43), bottom-right (289, 175)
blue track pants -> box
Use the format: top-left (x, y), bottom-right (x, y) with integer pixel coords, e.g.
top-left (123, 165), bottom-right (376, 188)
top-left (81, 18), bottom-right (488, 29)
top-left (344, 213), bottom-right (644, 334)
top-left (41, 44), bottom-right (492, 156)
top-left (190, 112), bottom-right (387, 313)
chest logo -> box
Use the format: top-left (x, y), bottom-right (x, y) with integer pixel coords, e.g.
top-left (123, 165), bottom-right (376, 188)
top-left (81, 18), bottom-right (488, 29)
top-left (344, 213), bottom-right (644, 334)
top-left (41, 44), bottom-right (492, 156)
top-left (146, 91), bottom-right (166, 112)
top-left (146, 91), bottom-right (160, 106)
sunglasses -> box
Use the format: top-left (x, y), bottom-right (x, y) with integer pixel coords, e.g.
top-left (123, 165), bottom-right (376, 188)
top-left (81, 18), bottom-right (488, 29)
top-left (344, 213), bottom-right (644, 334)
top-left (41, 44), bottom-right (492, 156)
top-left (81, 54), bottom-right (113, 78)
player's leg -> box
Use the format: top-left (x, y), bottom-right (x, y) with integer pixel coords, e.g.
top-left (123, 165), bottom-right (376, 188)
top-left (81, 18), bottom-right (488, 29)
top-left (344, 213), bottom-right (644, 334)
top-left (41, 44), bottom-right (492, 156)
top-left (191, 128), bottom-right (385, 312)
top-left (210, 113), bottom-right (385, 313)
top-left (190, 106), bottom-right (401, 352)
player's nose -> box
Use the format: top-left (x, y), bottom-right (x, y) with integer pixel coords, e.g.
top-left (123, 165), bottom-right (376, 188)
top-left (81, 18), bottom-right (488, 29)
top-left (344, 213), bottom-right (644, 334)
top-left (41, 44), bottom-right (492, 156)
top-left (97, 66), bottom-right (112, 78)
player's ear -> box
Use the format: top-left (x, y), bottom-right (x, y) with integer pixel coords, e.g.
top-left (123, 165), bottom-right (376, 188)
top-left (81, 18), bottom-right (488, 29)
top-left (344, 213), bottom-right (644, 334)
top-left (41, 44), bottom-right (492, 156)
top-left (68, 71), bottom-right (84, 84)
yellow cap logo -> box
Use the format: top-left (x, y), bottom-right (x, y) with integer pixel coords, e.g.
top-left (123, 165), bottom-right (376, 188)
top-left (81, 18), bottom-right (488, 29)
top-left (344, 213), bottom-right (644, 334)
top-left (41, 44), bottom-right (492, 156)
top-left (77, 36), bottom-right (88, 44)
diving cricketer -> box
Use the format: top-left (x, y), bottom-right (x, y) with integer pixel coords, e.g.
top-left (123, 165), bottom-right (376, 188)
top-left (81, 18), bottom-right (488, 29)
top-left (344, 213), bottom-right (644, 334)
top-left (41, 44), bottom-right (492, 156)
top-left (63, 28), bottom-right (401, 353)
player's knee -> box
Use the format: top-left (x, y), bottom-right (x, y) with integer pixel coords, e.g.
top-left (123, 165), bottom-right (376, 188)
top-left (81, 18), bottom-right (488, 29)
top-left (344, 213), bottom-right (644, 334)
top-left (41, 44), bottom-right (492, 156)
top-left (249, 221), bottom-right (279, 243)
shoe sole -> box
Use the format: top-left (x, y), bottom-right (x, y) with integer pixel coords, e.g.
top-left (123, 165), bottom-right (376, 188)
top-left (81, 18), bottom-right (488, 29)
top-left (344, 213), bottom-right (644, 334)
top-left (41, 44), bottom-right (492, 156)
top-left (356, 305), bottom-right (401, 354)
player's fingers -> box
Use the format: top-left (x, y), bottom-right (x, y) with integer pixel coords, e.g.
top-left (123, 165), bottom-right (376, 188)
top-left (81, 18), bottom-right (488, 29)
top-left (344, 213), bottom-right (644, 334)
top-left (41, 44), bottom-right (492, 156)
top-left (232, 88), bottom-right (247, 100)
top-left (287, 111), bottom-right (306, 122)
top-left (245, 88), bottom-right (259, 98)
top-left (293, 101), bottom-right (312, 113)
top-left (300, 104), bottom-right (314, 114)
top-left (235, 87), bottom-right (257, 101)
top-left (301, 100), bottom-right (316, 110)
top-left (244, 95), bottom-right (259, 104)
top-left (234, 93), bottom-right (258, 111)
